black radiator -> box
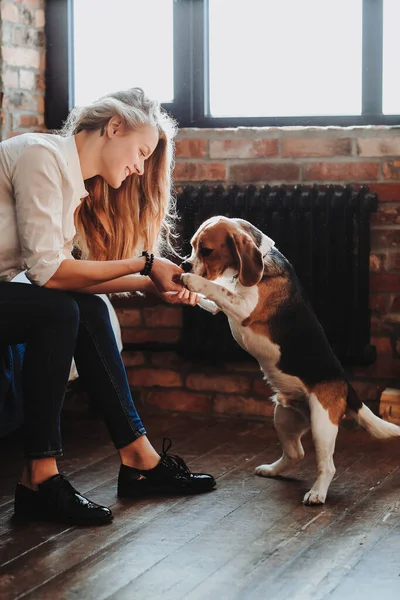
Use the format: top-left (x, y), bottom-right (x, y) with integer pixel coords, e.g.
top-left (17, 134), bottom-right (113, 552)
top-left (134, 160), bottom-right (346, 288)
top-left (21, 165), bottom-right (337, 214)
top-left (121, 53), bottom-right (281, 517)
top-left (176, 184), bottom-right (377, 366)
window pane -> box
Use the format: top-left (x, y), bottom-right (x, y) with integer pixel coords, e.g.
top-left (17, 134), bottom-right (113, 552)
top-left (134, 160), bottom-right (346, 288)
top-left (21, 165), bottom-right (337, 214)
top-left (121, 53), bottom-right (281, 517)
top-left (383, 0), bottom-right (400, 115)
top-left (209, 0), bottom-right (362, 117)
top-left (73, 0), bottom-right (173, 106)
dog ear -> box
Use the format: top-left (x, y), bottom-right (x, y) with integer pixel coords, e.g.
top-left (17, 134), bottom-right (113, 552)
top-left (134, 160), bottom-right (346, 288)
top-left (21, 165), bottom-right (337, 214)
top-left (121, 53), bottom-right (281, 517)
top-left (228, 233), bottom-right (264, 287)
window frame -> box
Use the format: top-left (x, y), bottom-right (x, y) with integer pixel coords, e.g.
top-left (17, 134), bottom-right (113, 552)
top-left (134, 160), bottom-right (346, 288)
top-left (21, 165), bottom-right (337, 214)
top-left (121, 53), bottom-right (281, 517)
top-left (45, 0), bottom-right (400, 130)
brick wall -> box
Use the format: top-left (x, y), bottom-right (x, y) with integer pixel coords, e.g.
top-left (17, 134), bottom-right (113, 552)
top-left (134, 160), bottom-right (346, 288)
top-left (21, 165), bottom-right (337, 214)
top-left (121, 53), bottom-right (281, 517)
top-left (0, 0), bottom-right (45, 139)
top-left (1, 6), bottom-right (399, 417)
top-left (117, 126), bottom-right (400, 419)
top-left (113, 297), bottom-right (275, 421)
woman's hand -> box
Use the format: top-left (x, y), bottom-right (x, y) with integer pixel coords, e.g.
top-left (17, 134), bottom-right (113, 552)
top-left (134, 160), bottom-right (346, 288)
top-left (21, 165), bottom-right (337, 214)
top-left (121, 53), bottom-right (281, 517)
top-left (159, 289), bottom-right (200, 306)
top-left (149, 257), bottom-right (186, 293)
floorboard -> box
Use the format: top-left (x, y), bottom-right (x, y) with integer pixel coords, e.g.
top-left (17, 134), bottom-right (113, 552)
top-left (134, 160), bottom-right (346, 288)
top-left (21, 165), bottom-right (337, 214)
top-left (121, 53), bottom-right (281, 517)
top-left (0, 408), bottom-right (399, 600)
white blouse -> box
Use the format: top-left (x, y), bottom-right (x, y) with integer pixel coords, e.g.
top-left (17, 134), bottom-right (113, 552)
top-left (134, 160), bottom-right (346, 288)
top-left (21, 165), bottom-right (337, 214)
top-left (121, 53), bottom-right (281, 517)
top-left (0, 133), bottom-right (88, 286)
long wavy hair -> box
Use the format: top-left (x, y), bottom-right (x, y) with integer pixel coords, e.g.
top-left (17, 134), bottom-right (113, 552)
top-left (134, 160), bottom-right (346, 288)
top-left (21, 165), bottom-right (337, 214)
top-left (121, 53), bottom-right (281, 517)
top-left (61, 88), bottom-right (178, 261)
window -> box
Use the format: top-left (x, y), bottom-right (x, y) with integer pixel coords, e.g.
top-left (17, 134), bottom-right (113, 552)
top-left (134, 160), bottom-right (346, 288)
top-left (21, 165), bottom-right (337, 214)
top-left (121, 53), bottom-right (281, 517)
top-left (382, 0), bottom-right (400, 115)
top-left (209, 0), bottom-right (362, 118)
top-left (73, 0), bottom-right (174, 106)
top-left (45, 0), bottom-right (399, 129)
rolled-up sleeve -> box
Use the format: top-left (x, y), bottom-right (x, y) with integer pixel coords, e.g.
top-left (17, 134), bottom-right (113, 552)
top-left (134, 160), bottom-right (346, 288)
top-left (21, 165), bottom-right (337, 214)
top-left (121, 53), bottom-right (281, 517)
top-left (12, 144), bottom-right (70, 286)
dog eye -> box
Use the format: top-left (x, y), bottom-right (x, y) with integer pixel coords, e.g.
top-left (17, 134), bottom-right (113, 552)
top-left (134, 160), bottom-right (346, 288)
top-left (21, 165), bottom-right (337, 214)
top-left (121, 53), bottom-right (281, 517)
top-left (200, 247), bottom-right (213, 257)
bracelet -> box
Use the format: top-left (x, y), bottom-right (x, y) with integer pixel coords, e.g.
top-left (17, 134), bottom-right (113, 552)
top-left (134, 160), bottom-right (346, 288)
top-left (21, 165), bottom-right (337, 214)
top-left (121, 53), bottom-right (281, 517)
top-left (140, 251), bottom-right (154, 276)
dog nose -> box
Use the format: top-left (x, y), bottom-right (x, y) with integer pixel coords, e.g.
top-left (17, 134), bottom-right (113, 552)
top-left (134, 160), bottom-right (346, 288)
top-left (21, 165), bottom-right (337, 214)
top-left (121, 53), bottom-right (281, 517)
top-left (181, 261), bottom-right (193, 273)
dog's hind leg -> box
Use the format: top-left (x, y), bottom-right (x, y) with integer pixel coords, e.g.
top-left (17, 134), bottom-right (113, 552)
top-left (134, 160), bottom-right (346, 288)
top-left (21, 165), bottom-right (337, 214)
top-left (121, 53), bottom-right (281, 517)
top-left (303, 393), bottom-right (339, 505)
top-left (255, 400), bottom-right (310, 477)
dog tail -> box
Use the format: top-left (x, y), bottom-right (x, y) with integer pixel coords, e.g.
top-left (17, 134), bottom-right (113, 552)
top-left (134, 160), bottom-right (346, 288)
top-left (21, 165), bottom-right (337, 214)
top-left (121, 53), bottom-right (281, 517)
top-left (346, 383), bottom-right (400, 439)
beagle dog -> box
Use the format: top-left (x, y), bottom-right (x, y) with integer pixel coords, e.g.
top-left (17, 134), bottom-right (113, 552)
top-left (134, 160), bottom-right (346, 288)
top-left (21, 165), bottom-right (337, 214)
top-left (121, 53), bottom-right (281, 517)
top-left (181, 216), bottom-right (400, 505)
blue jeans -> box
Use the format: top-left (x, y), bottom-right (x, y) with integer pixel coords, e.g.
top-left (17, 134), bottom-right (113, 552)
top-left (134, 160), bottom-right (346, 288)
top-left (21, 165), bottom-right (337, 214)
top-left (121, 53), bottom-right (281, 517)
top-left (0, 282), bottom-right (146, 459)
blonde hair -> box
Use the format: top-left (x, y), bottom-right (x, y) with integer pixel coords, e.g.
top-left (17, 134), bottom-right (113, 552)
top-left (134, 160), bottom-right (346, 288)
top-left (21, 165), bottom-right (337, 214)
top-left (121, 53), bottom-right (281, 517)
top-left (61, 87), bottom-right (178, 261)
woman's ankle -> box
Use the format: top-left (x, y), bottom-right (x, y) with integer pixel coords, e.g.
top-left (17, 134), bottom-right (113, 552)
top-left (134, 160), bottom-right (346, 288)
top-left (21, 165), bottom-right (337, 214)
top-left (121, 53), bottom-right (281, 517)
top-left (119, 435), bottom-right (160, 471)
top-left (20, 458), bottom-right (59, 490)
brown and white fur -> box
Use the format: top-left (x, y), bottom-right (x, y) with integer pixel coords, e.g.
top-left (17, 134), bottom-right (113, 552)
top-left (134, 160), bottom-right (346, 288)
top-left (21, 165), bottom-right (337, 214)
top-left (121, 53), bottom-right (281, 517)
top-left (181, 216), bottom-right (400, 505)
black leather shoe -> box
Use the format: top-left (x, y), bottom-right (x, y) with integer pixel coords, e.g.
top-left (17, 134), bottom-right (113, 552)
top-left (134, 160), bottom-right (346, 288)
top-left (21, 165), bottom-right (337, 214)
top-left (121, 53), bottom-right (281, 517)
top-left (118, 438), bottom-right (216, 498)
top-left (14, 474), bottom-right (113, 526)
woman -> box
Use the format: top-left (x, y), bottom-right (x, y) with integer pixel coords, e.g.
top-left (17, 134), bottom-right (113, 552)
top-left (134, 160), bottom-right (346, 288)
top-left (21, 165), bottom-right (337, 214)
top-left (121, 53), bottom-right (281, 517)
top-left (0, 87), bottom-right (215, 526)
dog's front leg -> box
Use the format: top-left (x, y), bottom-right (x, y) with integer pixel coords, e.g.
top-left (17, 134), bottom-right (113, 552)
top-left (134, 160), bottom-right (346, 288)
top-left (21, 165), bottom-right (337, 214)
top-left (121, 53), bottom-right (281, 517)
top-left (181, 273), bottom-right (251, 322)
top-left (198, 297), bottom-right (221, 315)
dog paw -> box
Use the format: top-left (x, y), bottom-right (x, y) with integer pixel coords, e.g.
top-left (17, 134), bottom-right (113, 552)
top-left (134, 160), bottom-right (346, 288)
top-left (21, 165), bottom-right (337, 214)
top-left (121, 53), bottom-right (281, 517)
top-left (276, 393), bottom-right (290, 407)
top-left (255, 464), bottom-right (279, 478)
top-left (180, 273), bottom-right (204, 293)
top-left (302, 489), bottom-right (326, 505)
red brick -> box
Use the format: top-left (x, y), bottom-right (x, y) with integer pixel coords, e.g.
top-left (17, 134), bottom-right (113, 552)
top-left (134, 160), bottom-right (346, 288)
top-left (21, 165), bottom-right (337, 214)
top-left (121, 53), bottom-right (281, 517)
top-left (19, 69), bottom-right (35, 90)
top-left (370, 273), bottom-right (400, 293)
top-left (370, 253), bottom-right (387, 273)
top-left (35, 72), bottom-right (45, 92)
top-left (209, 139), bottom-right (278, 159)
top-left (229, 162), bottom-right (299, 182)
top-left (351, 355), bottom-right (400, 379)
top-left (143, 306), bottom-right (182, 328)
top-left (282, 138), bottom-right (352, 158)
top-left (369, 294), bottom-right (389, 314)
top-left (371, 230), bottom-right (390, 251)
top-left (368, 183), bottom-right (400, 202)
top-left (223, 360), bottom-right (260, 373)
top-left (388, 252), bottom-right (400, 271)
top-left (186, 373), bottom-right (250, 393)
top-left (37, 95), bottom-right (45, 115)
top-left (252, 377), bottom-right (274, 397)
top-left (386, 230), bottom-right (400, 248)
top-left (370, 313), bottom-right (384, 335)
top-left (122, 327), bottom-right (181, 344)
top-left (151, 351), bottom-right (182, 368)
top-left (2, 68), bottom-right (18, 88)
top-left (17, 114), bottom-right (40, 128)
top-left (214, 395), bottom-right (274, 419)
top-left (371, 229), bottom-right (400, 250)
top-left (3, 91), bottom-right (37, 111)
top-left (147, 390), bottom-right (212, 413)
top-left (303, 162), bottom-right (379, 182)
top-left (111, 293), bottom-right (161, 309)
top-left (349, 379), bottom-right (382, 403)
top-left (357, 138), bottom-right (400, 157)
top-left (1, 3), bottom-right (19, 23)
top-left (151, 351), bottom-right (196, 370)
top-left (11, 26), bottom-right (37, 47)
top-left (174, 162), bottom-right (226, 182)
top-left (2, 46), bottom-right (40, 69)
top-left (115, 308), bottom-right (142, 327)
top-left (175, 139), bottom-right (207, 158)
top-left (371, 206), bottom-right (400, 226)
top-left (383, 161), bottom-right (400, 181)
top-left (390, 295), bottom-right (400, 312)
top-left (128, 368), bottom-right (182, 388)
top-left (22, 0), bottom-right (42, 6)
top-left (121, 351), bottom-right (146, 367)
top-left (36, 9), bottom-right (45, 27)
top-left (370, 336), bottom-right (392, 355)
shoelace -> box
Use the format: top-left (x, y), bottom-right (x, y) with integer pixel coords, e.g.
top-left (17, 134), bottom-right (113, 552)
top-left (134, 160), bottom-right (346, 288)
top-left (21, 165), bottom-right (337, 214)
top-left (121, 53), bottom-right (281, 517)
top-left (46, 474), bottom-right (97, 508)
top-left (42, 474), bottom-right (76, 504)
top-left (160, 437), bottom-right (192, 476)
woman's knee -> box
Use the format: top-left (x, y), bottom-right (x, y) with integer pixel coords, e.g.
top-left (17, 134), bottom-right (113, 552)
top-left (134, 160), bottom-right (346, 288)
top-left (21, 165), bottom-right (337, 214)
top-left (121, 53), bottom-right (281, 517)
top-left (70, 293), bottom-right (110, 323)
top-left (46, 293), bottom-right (80, 330)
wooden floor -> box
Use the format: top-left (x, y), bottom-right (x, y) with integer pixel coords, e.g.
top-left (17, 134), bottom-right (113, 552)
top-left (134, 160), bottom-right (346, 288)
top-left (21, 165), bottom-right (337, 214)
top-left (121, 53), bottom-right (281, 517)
top-left (0, 407), bottom-right (399, 600)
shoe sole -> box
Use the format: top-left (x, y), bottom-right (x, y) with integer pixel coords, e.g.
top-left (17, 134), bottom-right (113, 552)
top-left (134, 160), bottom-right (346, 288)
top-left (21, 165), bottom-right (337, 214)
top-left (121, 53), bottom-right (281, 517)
top-left (117, 480), bottom-right (216, 499)
top-left (13, 511), bottom-right (113, 527)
